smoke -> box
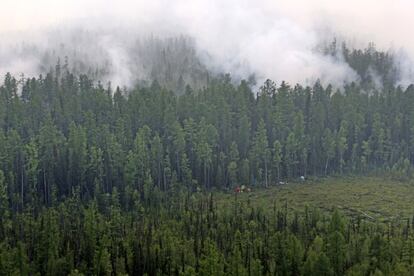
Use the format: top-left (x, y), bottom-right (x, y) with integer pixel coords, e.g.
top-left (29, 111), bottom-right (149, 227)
top-left (0, 0), bottom-right (414, 88)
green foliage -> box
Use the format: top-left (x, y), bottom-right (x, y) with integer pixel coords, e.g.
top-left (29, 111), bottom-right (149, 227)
top-left (0, 178), bottom-right (413, 275)
top-left (0, 56), bottom-right (414, 274)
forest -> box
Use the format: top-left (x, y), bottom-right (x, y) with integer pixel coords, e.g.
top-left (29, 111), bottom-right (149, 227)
top-left (1, 43), bottom-right (414, 275)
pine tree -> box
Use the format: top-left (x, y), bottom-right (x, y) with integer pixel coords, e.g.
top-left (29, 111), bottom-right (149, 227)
top-left (250, 119), bottom-right (270, 186)
top-left (272, 140), bottom-right (282, 181)
top-left (199, 241), bottom-right (224, 276)
top-left (322, 129), bottom-right (336, 175)
top-left (0, 170), bottom-right (10, 240)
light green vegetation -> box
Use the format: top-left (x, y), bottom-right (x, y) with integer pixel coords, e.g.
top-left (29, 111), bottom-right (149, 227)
top-left (216, 177), bottom-right (414, 222)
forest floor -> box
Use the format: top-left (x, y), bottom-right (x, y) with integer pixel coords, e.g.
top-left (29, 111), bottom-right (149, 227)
top-left (215, 176), bottom-right (414, 223)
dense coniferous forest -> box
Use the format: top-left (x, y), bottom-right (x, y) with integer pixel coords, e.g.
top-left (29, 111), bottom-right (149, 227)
top-left (1, 44), bottom-right (414, 275)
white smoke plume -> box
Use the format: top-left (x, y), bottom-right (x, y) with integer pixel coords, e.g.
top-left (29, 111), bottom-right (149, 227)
top-left (0, 0), bottom-right (413, 88)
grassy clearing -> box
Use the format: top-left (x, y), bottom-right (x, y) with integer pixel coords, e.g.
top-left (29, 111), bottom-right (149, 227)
top-left (215, 176), bottom-right (414, 222)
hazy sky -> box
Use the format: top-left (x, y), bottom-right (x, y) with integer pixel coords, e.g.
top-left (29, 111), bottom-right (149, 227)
top-left (2, 0), bottom-right (411, 46)
top-left (1, 0), bottom-right (414, 86)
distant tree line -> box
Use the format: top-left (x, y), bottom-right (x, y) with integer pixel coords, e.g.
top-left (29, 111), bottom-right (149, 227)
top-left (324, 40), bottom-right (399, 89)
top-left (37, 35), bottom-right (210, 92)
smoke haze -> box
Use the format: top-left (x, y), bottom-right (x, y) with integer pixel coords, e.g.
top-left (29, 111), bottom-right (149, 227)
top-left (1, 0), bottom-right (414, 87)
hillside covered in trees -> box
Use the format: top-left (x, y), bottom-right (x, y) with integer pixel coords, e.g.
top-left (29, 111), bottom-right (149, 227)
top-left (4, 0), bottom-right (414, 273)
top-left (1, 42), bottom-right (414, 275)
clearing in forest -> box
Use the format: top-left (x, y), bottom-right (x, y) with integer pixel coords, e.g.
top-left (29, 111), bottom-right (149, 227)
top-left (216, 177), bottom-right (414, 222)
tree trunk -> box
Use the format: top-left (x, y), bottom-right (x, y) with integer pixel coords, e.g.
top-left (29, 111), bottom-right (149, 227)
top-left (21, 169), bottom-right (24, 211)
top-left (43, 170), bottom-right (47, 206)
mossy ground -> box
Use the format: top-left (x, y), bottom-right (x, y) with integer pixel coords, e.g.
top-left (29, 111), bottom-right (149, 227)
top-left (215, 176), bottom-right (414, 223)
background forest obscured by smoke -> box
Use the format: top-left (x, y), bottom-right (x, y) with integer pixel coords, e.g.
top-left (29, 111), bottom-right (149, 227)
top-left (1, 0), bottom-right (414, 89)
